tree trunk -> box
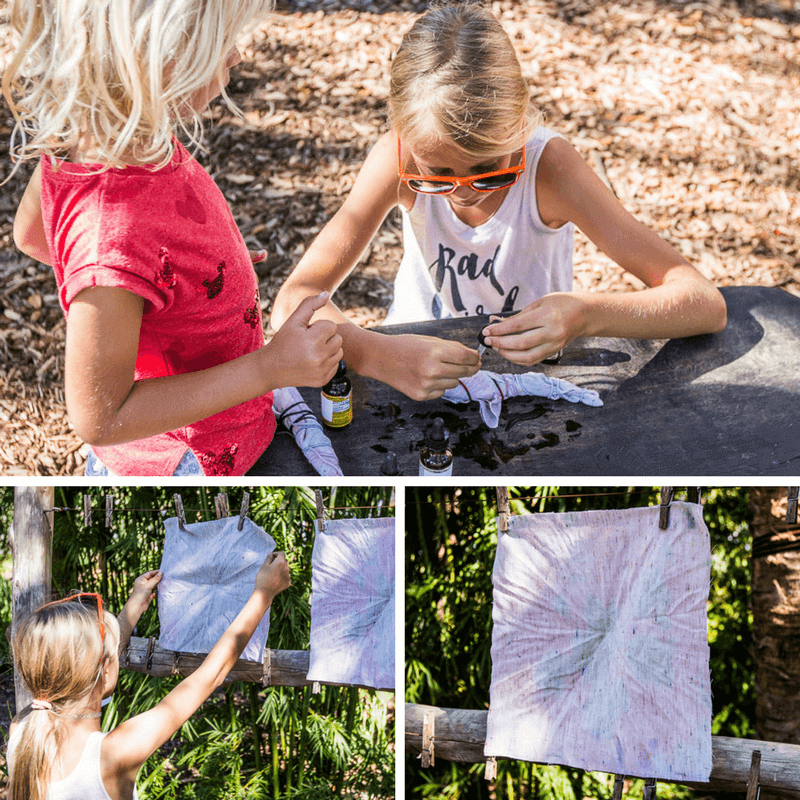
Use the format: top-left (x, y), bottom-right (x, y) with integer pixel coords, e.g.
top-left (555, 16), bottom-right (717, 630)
top-left (750, 487), bottom-right (800, 800)
top-left (11, 487), bottom-right (54, 714)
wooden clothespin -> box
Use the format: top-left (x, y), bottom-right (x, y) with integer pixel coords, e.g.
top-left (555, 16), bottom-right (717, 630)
top-left (238, 492), bottom-right (250, 531)
top-left (496, 487), bottom-right (510, 532)
top-left (315, 489), bottom-right (325, 532)
top-left (643, 777), bottom-right (657, 800)
top-left (658, 487), bottom-right (673, 529)
top-left (787, 488), bottom-right (799, 526)
top-left (261, 647), bottom-right (272, 687)
top-left (312, 681), bottom-right (321, 694)
top-left (746, 750), bottom-right (762, 800)
top-left (146, 636), bottom-right (157, 672)
top-left (612, 775), bottom-right (625, 800)
top-left (105, 494), bottom-right (114, 529)
top-left (484, 756), bottom-right (497, 781)
top-left (420, 710), bottom-right (435, 767)
top-left (174, 494), bottom-right (186, 531)
top-left (215, 492), bottom-right (229, 519)
top-left (83, 494), bottom-right (92, 528)
top-left (686, 487), bottom-right (701, 504)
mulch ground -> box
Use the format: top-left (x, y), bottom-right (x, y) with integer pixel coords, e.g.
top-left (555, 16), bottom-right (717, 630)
top-left (0, 0), bottom-right (798, 475)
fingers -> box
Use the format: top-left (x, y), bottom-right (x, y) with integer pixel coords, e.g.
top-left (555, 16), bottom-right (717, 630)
top-left (290, 292), bottom-right (330, 327)
top-left (249, 249), bottom-right (267, 264)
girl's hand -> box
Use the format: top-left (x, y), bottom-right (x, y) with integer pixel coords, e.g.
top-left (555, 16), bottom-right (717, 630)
top-left (255, 551), bottom-right (291, 599)
top-left (263, 293), bottom-right (343, 389)
top-left (481, 293), bottom-right (587, 366)
top-left (117, 569), bottom-right (163, 655)
top-left (379, 334), bottom-right (481, 401)
top-left (128, 569), bottom-right (163, 615)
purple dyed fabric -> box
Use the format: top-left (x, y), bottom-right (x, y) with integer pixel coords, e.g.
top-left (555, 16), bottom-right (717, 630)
top-left (158, 516), bottom-right (276, 662)
top-left (484, 502), bottom-right (712, 781)
top-left (306, 518), bottom-right (395, 690)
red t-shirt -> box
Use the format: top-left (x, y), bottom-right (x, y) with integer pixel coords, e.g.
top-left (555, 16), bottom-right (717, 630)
top-left (39, 143), bottom-right (275, 476)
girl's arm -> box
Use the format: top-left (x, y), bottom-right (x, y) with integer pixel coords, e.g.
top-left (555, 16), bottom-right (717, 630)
top-left (65, 288), bottom-right (342, 446)
top-left (116, 570), bottom-right (162, 654)
top-left (13, 163), bottom-right (52, 265)
top-left (104, 552), bottom-right (291, 783)
top-left (482, 137), bottom-right (727, 366)
top-left (271, 132), bottom-right (480, 402)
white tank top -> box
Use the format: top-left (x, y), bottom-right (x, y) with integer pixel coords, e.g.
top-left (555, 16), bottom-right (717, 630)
top-left (7, 728), bottom-right (139, 800)
top-left (384, 126), bottom-right (574, 324)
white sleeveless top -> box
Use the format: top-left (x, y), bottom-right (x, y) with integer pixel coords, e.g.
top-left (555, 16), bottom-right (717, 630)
top-left (7, 728), bottom-right (139, 800)
top-left (384, 126), bottom-right (574, 324)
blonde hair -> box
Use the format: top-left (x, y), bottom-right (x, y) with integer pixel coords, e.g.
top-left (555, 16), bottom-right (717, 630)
top-left (389, 1), bottom-right (540, 159)
top-left (8, 600), bottom-right (121, 800)
top-left (2, 0), bottom-right (273, 170)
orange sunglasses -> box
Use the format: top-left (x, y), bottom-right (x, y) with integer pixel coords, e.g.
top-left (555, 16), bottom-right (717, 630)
top-left (397, 137), bottom-right (526, 195)
top-left (40, 592), bottom-right (106, 664)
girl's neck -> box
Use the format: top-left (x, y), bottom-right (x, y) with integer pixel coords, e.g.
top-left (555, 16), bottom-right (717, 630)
top-left (69, 133), bottom-right (158, 167)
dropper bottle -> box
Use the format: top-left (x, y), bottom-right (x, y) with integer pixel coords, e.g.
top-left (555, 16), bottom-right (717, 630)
top-left (321, 360), bottom-right (352, 428)
top-left (418, 417), bottom-right (453, 476)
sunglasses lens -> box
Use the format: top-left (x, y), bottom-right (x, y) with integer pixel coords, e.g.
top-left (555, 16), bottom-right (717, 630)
top-left (471, 173), bottom-right (519, 191)
top-left (408, 178), bottom-right (455, 194)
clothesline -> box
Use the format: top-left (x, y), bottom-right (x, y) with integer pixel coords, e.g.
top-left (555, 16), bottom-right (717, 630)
top-left (42, 504), bottom-right (394, 513)
top-left (406, 489), bottom-right (664, 506)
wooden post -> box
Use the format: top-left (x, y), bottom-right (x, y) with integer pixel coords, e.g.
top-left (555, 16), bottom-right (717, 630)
top-left (406, 704), bottom-right (800, 794)
top-left (11, 487), bottom-right (54, 714)
top-left (120, 637), bottom-right (394, 692)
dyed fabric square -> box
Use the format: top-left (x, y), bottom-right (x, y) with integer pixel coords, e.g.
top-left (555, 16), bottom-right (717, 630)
top-left (485, 502), bottom-right (712, 780)
top-left (158, 516), bottom-right (276, 662)
top-left (307, 518), bottom-right (395, 689)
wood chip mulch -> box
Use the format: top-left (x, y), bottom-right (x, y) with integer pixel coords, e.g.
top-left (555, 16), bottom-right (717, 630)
top-left (0, 0), bottom-right (798, 475)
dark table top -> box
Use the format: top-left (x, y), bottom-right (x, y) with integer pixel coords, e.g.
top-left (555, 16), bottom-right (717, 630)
top-left (249, 286), bottom-right (800, 477)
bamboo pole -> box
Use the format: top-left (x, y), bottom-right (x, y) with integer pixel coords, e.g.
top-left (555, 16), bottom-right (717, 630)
top-left (10, 487), bottom-right (54, 713)
top-left (406, 703), bottom-right (800, 795)
top-left (121, 636), bottom-right (394, 692)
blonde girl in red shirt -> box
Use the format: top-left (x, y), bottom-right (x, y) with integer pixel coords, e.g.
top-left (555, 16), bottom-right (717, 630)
top-left (4, 0), bottom-right (342, 475)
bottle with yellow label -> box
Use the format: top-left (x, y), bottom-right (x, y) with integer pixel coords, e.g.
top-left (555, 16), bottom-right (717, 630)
top-left (321, 359), bottom-right (352, 428)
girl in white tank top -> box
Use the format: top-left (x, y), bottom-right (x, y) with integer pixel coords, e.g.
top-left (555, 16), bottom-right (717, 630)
top-left (271, 3), bottom-right (725, 403)
top-left (6, 555), bottom-right (290, 800)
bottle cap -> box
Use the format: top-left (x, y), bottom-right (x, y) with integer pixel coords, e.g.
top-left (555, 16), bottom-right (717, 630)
top-left (427, 417), bottom-right (449, 452)
top-left (380, 451), bottom-right (399, 475)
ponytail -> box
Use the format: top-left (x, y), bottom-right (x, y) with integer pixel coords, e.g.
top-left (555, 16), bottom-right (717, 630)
top-left (9, 602), bottom-right (120, 800)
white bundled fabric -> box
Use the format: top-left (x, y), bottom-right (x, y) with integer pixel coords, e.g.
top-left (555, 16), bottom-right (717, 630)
top-left (272, 387), bottom-right (343, 476)
top-left (158, 516), bottom-right (276, 662)
top-left (485, 502), bottom-right (712, 781)
top-left (442, 370), bottom-right (602, 428)
top-left (307, 518), bottom-right (395, 689)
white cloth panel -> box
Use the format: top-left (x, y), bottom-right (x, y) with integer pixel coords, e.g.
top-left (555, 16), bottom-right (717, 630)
top-left (442, 369), bottom-right (602, 428)
top-left (307, 518), bottom-right (395, 689)
top-left (272, 387), bottom-right (343, 476)
top-left (158, 516), bottom-right (276, 662)
top-left (485, 502), bottom-right (712, 781)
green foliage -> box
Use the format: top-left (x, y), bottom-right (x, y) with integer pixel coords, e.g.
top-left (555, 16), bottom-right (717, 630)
top-left (406, 487), bottom-right (753, 800)
top-left (5, 486), bottom-right (394, 799)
